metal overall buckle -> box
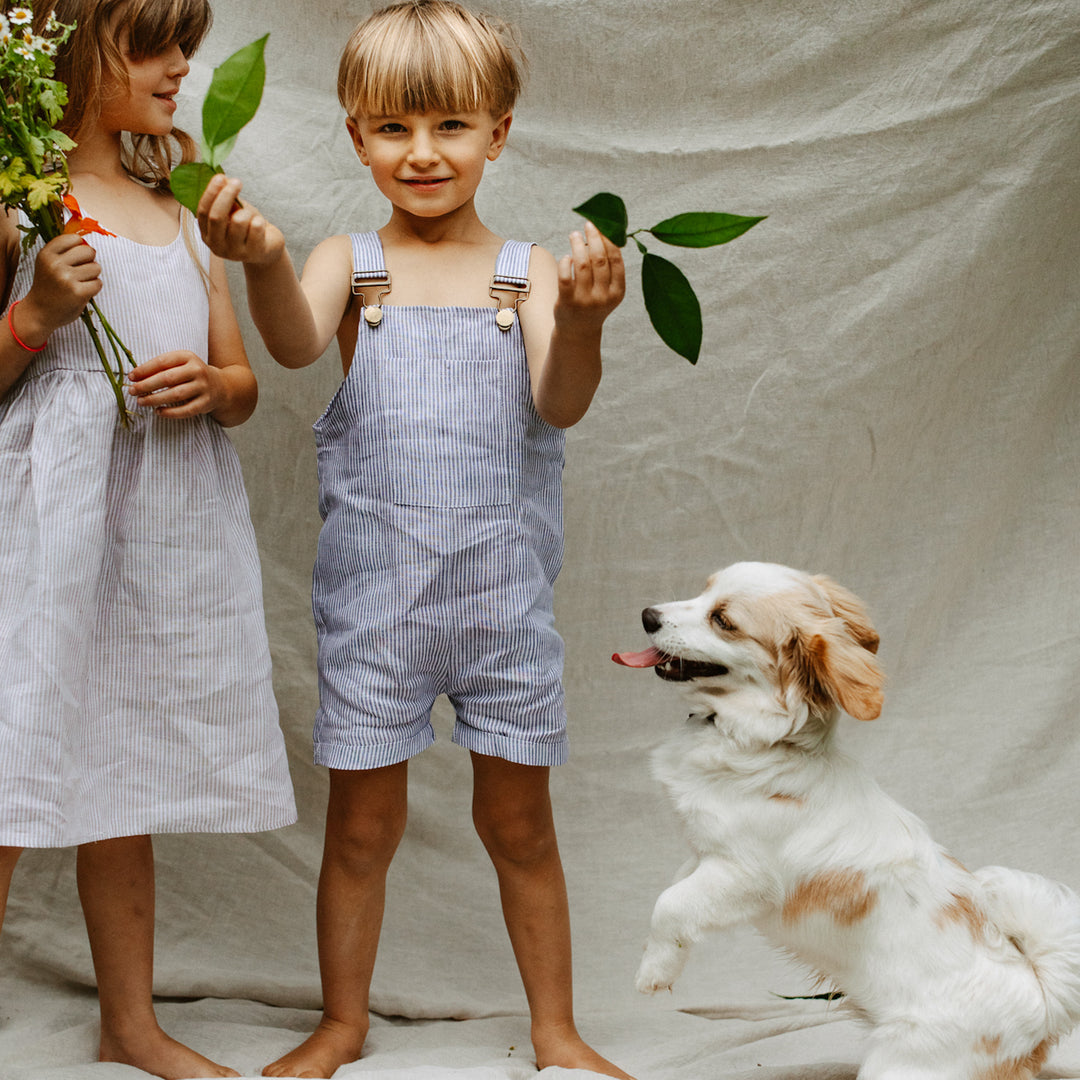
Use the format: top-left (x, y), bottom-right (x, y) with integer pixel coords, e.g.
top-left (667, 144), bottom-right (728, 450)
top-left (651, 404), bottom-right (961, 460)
top-left (489, 275), bottom-right (531, 331)
top-left (352, 271), bottom-right (392, 327)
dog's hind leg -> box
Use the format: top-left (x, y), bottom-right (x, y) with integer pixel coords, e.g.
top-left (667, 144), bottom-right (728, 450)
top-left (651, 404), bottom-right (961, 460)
top-left (635, 856), bottom-right (767, 994)
top-left (858, 1032), bottom-right (976, 1080)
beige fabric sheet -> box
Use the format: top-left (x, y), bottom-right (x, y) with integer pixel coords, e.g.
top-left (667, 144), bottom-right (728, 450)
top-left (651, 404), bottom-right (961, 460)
top-left (2, 0), bottom-right (1078, 1076)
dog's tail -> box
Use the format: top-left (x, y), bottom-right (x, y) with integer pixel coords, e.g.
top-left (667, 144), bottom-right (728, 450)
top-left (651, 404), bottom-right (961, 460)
top-left (976, 864), bottom-right (1080, 1037)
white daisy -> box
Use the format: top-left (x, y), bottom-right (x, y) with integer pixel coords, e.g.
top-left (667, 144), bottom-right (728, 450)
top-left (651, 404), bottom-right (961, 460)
top-left (8, 7), bottom-right (33, 26)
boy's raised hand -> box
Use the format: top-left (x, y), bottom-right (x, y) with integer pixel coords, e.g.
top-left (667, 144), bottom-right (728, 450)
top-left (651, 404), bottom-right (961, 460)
top-left (197, 173), bottom-right (285, 267)
top-left (555, 220), bottom-right (626, 330)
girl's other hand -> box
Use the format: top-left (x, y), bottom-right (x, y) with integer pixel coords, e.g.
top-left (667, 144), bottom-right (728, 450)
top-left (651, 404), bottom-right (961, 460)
top-left (18, 235), bottom-right (102, 341)
top-left (555, 221), bottom-right (626, 331)
top-left (197, 173), bottom-right (285, 267)
top-left (128, 350), bottom-right (223, 419)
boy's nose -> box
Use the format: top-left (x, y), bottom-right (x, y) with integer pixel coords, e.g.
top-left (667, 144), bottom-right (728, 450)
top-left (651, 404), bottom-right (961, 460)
top-left (406, 135), bottom-right (439, 166)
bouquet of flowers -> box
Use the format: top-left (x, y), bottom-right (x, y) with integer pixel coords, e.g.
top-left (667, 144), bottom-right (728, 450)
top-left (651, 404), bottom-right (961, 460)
top-left (0, 3), bottom-right (134, 423)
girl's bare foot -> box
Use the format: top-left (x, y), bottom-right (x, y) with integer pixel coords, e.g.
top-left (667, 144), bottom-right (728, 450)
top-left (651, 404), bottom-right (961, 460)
top-left (100, 1023), bottom-right (239, 1079)
top-left (262, 1016), bottom-right (368, 1078)
top-left (533, 1020), bottom-right (636, 1079)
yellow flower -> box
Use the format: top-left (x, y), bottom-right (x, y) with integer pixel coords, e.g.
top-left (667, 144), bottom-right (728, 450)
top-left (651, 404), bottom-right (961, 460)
top-left (0, 159), bottom-right (28, 198)
top-left (25, 175), bottom-right (63, 211)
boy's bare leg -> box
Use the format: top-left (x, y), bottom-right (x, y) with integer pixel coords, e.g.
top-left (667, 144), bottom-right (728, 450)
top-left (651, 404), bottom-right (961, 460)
top-left (0, 846), bottom-right (21, 932)
top-left (470, 752), bottom-right (636, 1080)
top-left (263, 762), bottom-right (409, 1079)
top-left (76, 835), bottom-right (240, 1079)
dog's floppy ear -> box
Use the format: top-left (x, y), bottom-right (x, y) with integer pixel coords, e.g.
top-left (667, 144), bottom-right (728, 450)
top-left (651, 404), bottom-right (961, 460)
top-left (813, 574), bottom-right (880, 655)
top-left (782, 617), bottom-right (885, 722)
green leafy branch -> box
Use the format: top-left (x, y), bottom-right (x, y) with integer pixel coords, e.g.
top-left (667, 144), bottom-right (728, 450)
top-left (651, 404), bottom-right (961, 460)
top-left (573, 192), bottom-right (765, 364)
top-left (170, 34), bottom-right (268, 213)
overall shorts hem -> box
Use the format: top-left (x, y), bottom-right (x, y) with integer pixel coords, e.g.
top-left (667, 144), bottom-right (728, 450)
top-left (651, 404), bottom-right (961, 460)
top-left (314, 727), bottom-right (435, 770)
top-left (452, 723), bottom-right (569, 767)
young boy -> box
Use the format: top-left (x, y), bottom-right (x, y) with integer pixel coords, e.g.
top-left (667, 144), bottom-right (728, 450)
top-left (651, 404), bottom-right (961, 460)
top-left (198, 3), bottom-right (630, 1077)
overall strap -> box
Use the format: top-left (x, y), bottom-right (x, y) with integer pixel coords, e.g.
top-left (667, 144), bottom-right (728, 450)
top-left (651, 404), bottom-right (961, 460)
top-left (490, 240), bottom-right (533, 331)
top-left (350, 232), bottom-right (391, 328)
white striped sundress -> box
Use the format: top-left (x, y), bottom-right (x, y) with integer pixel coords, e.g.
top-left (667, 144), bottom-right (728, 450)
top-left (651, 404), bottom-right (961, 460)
top-left (311, 233), bottom-right (568, 769)
top-left (0, 217), bottom-right (296, 847)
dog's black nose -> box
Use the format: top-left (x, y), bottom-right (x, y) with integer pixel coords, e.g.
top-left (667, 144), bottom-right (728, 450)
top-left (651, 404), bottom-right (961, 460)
top-left (642, 607), bottom-right (662, 633)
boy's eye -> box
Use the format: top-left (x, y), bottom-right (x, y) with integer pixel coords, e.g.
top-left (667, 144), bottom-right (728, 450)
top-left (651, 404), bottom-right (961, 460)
top-left (379, 123), bottom-right (407, 134)
top-left (440, 119), bottom-right (466, 131)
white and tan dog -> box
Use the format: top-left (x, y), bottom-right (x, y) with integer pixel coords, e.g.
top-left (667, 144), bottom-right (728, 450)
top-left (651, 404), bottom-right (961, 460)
top-left (614, 561), bottom-right (1080, 1080)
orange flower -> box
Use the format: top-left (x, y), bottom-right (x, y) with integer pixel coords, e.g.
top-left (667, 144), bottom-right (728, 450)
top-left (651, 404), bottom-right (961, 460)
top-left (61, 193), bottom-right (115, 237)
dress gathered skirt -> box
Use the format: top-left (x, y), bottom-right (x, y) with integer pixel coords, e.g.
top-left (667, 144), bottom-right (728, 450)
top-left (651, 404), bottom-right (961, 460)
top-left (0, 218), bottom-right (296, 846)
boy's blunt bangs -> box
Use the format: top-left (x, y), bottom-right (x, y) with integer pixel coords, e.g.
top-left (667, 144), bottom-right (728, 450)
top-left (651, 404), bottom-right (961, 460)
top-left (338, 0), bottom-right (525, 122)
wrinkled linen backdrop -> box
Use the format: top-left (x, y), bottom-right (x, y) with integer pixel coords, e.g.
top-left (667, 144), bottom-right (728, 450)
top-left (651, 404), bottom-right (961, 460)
top-left (2, 0), bottom-right (1078, 1077)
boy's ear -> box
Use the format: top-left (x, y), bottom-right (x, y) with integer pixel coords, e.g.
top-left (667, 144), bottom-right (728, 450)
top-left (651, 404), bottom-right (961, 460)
top-left (487, 112), bottom-right (512, 161)
top-left (345, 118), bottom-right (370, 167)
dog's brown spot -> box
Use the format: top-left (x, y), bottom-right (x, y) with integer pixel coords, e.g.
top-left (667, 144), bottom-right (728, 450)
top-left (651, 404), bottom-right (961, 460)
top-left (944, 852), bottom-right (970, 874)
top-left (972, 1040), bottom-right (1051, 1080)
top-left (977, 1035), bottom-right (1003, 1056)
top-left (782, 869), bottom-right (877, 927)
top-left (768, 793), bottom-right (804, 806)
top-left (938, 892), bottom-right (990, 943)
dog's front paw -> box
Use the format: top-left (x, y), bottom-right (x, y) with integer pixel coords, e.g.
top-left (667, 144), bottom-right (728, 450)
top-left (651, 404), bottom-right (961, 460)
top-left (635, 938), bottom-right (685, 994)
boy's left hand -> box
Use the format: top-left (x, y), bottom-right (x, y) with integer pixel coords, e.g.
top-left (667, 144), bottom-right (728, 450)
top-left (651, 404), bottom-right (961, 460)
top-left (128, 351), bottom-right (222, 419)
top-left (555, 221), bottom-right (625, 330)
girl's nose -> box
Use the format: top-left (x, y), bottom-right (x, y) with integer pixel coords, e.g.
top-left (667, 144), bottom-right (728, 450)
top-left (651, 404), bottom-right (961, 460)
top-left (167, 42), bottom-right (190, 78)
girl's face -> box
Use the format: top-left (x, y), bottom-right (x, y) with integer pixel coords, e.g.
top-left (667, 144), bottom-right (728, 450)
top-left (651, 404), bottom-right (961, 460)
top-left (98, 29), bottom-right (190, 137)
top-left (347, 108), bottom-right (512, 222)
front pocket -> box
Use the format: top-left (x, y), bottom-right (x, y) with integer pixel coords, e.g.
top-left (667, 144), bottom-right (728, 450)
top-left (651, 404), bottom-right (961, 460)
top-left (374, 354), bottom-right (523, 507)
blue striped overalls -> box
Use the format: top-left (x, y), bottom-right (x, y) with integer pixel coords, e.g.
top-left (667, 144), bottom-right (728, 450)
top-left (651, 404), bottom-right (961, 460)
top-left (311, 233), bottom-right (568, 768)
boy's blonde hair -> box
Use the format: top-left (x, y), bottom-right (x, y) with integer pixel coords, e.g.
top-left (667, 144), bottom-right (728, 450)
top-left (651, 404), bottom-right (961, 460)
top-left (34, 0), bottom-right (212, 191)
top-left (338, 0), bottom-right (526, 121)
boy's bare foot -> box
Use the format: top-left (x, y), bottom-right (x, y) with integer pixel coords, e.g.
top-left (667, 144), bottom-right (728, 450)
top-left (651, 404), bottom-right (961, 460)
top-left (262, 1016), bottom-right (368, 1078)
top-left (533, 1021), bottom-right (637, 1079)
top-left (100, 1023), bottom-right (239, 1079)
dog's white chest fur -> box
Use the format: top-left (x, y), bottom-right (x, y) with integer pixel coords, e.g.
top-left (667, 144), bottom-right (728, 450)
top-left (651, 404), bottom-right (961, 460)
top-left (627, 562), bottom-right (1080, 1080)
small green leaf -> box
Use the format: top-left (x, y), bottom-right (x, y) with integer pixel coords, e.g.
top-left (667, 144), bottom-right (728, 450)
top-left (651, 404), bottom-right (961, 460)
top-left (170, 161), bottom-right (223, 214)
top-left (572, 192), bottom-right (628, 247)
top-left (202, 34), bottom-right (268, 154)
top-left (649, 211), bottom-right (766, 248)
top-left (641, 253), bottom-right (702, 364)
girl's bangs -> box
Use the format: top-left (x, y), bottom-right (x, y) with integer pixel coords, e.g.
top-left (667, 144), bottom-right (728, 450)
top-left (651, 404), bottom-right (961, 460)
top-left (125, 0), bottom-right (212, 58)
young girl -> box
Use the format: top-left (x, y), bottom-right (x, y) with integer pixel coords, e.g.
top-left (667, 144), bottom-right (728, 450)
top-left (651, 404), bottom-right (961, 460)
top-left (197, 2), bottom-right (630, 1077)
top-left (0, 2), bottom-right (296, 1077)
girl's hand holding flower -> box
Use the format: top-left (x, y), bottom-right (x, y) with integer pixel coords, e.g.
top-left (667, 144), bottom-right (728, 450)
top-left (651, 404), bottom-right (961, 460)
top-left (20, 233), bottom-right (102, 336)
top-left (127, 351), bottom-right (224, 419)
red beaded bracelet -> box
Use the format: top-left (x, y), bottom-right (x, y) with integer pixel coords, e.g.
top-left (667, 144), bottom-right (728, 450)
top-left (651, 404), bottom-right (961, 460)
top-left (7, 300), bottom-right (47, 353)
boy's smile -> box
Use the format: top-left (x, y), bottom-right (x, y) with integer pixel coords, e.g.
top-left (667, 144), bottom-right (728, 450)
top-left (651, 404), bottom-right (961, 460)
top-left (347, 109), bottom-right (511, 222)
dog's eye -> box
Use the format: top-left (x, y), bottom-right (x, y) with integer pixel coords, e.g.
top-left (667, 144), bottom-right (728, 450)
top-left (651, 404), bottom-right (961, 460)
top-left (711, 608), bottom-right (735, 632)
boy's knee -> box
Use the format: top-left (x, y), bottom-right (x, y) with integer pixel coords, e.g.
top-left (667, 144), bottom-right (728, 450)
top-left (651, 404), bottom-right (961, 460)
top-left (473, 808), bottom-right (557, 868)
top-left (327, 807), bottom-right (407, 871)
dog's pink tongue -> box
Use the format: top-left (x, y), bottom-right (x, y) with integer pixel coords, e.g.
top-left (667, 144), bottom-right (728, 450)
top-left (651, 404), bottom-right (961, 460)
top-left (612, 647), bottom-right (664, 668)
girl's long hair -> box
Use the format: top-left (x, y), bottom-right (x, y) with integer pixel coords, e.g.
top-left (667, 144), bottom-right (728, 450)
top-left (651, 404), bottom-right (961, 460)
top-left (34, 0), bottom-right (213, 191)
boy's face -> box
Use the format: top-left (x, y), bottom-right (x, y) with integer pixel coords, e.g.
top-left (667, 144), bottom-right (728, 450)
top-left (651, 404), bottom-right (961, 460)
top-left (346, 108), bottom-right (511, 221)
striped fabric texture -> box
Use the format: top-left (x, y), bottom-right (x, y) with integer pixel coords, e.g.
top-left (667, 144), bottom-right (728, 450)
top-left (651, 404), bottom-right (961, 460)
top-left (311, 234), bottom-right (569, 769)
top-left (0, 218), bottom-right (296, 847)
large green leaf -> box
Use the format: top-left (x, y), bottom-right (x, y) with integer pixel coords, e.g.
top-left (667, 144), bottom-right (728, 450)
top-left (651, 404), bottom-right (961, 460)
top-left (201, 35), bottom-right (268, 159)
top-left (649, 211), bottom-right (765, 248)
top-left (572, 192), bottom-right (628, 247)
top-left (641, 253), bottom-right (702, 364)
top-left (170, 161), bottom-right (222, 214)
